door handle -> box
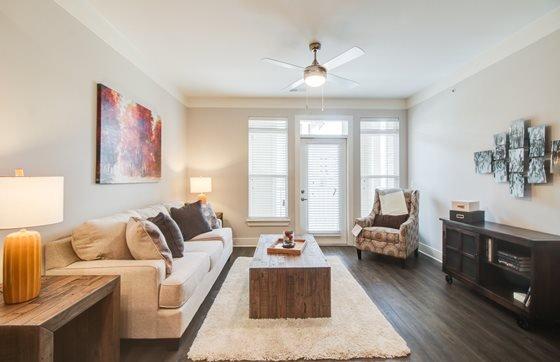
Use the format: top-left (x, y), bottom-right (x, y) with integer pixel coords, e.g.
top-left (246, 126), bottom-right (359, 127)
top-left (301, 197), bottom-right (308, 201)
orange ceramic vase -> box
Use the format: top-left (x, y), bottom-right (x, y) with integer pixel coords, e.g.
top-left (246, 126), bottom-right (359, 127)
top-left (2, 229), bottom-right (42, 304)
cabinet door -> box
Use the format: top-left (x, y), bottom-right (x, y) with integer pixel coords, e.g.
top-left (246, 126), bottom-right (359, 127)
top-left (443, 226), bottom-right (480, 281)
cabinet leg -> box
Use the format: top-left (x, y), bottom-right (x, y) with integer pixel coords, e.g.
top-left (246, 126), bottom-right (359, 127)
top-left (356, 249), bottom-right (362, 260)
top-left (445, 274), bottom-right (453, 284)
top-left (414, 247), bottom-right (419, 258)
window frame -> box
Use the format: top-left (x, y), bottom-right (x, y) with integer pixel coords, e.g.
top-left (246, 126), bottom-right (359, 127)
top-left (359, 117), bottom-right (401, 217)
top-left (247, 117), bottom-right (290, 224)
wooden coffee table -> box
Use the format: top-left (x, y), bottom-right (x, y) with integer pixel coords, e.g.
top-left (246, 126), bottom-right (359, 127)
top-left (249, 234), bottom-right (331, 319)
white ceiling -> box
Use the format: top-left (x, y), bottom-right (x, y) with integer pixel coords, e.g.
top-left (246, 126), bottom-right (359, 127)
top-left (86, 0), bottom-right (560, 100)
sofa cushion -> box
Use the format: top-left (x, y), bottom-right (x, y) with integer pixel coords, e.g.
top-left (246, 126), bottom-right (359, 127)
top-left (183, 241), bottom-right (223, 270)
top-left (362, 226), bottom-right (400, 244)
top-left (162, 200), bottom-right (184, 212)
top-left (190, 227), bottom-right (233, 247)
top-left (126, 217), bottom-right (173, 274)
top-left (148, 212), bottom-right (184, 258)
top-left (72, 211), bottom-right (138, 260)
top-left (159, 252), bottom-right (211, 309)
top-left (170, 201), bottom-right (212, 241)
top-left (135, 204), bottom-right (170, 219)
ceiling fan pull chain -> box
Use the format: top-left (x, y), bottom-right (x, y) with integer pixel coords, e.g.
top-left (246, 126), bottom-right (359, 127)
top-left (321, 86), bottom-right (324, 111)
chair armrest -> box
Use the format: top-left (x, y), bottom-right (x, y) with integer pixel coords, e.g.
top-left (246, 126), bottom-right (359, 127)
top-left (354, 215), bottom-right (375, 228)
top-left (46, 259), bottom-right (165, 336)
top-left (399, 217), bottom-right (419, 247)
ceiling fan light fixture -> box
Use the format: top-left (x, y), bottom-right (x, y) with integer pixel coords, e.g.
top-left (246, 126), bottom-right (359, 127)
top-left (304, 65), bottom-right (326, 87)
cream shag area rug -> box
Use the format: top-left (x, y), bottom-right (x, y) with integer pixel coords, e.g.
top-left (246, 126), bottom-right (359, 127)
top-left (188, 256), bottom-right (410, 361)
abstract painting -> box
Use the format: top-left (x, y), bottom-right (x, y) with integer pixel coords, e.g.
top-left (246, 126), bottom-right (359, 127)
top-left (96, 84), bottom-right (162, 184)
top-left (493, 132), bottom-right (507, 160)
top-left (528, 125), bottom-right (545, 158)
top-left (509, 119), bottom-right (528, 149)
top-left (493, 160), bottom-right (508, 183)
top-left (527, 158), bottom-right (546, 184)
top-left (509, 173), bottom-right (525, 198)
top-left (552, 140), bottom-right (560, 174)
top-left (508, 148), bottom-right (525, 173)
top-left (474, 150), bottom-right (493, 174)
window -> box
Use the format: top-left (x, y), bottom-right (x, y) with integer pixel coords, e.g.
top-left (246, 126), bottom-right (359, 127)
top-left (360, 118), bottom-right (400, 217)
top-left (248, 118), bottom-right (288, 219)
top-left (300, 119), bottom-right (348, 137)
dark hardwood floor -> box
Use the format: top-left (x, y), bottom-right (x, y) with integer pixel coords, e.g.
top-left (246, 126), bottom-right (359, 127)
top-left (121, 247), bottom-right (560, 361)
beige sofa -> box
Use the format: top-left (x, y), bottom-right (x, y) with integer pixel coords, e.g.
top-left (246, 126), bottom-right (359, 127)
top-left (44, 201), bottom-right (233, 341)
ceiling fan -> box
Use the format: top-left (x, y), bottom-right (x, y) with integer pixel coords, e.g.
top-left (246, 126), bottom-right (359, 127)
top-left (262, 41), bottom-right (365, 92)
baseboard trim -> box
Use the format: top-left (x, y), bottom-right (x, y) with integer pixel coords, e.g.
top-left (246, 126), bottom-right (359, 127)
top-left (419, 243), bottom-right (442, 264)
top-left (233, 237), bottom-right (258, 247)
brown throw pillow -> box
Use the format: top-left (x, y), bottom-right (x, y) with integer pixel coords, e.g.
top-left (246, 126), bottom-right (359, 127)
top-left (148, 212), bottom-right (184, 258)
top-left (125, 217), bottom-right (173, 274)
top-left (170, 201), bottom-right (212, 241)
top-left (373, 214), bottom-right (409, 229)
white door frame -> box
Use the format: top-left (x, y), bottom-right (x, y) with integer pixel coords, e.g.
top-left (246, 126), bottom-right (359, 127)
top-left (294, 115), bottom-right (354, 246)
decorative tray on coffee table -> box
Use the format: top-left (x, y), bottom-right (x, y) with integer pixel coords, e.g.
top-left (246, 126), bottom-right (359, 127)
top-left (266, 238), bottom-right (307, 256)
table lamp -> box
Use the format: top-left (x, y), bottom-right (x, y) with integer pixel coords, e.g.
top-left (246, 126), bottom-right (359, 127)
top-left (190, 177), bottom-right (212, 203)
top-left (0, 170), bottom-right (64, 304)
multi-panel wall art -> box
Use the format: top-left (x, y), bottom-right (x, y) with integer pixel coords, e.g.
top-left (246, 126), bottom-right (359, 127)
top-left (474, 119), bottom-right (557, 198)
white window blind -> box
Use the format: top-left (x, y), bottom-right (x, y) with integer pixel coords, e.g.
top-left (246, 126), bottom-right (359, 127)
top-left (360, 118), bottom-right (400, 217)
top-left (305, 142), bottom-right (343, 234)
top-left (248, 118), bottom-right (288, 219)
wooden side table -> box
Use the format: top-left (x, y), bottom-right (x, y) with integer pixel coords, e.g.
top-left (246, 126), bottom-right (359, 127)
top-left (0, 275), bottom-right (120, 362)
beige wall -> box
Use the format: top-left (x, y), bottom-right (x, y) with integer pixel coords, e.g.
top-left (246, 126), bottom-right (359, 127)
top-left (186, 107), bottom-right (407, 245)
top-left (0, 0), bottom-right (189, 256)
top-left (408, 30), bottom-right (560, 260)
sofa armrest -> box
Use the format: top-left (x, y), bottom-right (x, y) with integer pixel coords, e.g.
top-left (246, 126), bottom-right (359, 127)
top-left (354, 215), bottom-right (375, 228)
top-left (46, 259), bottom-right (165, 337)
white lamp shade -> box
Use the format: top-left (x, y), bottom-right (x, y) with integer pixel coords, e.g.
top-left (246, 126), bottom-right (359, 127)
top-left (190, 177), bottom-right (212, 193)
top-left (0, 177), bottom-right (64, 229)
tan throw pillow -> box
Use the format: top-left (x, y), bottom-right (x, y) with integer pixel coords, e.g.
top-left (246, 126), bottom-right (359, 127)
top-left (72, 211), bottom-right (138, 261)
top-left (379, 190), bottom-right (408, 216)
top-left (125, 217), bottom-right (173, 274)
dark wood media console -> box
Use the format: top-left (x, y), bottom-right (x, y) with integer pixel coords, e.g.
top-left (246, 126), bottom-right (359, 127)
top-left (441, 218), bottom-right (560, 329)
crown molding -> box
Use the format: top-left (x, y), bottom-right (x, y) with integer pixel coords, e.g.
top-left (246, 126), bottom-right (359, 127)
top-left (54, 0), bottom-right (189, 107)
top-left (185, 97), bottom-right (406, 110)
top-left (406, 6), bottom-right (560, 109)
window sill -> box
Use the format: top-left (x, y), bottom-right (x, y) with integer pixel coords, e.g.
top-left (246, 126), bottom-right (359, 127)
top-left (246, 218), bottom-right (291, 227)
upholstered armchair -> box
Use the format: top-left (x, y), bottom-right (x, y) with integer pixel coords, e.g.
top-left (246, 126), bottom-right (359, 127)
top-left (354, 189), bottom-right (419, 267)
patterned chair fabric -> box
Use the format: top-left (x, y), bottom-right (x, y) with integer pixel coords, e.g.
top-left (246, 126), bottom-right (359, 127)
top-left (354, 189), bottom-right (419, 260)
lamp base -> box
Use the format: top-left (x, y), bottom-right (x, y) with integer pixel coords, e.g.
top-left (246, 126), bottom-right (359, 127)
top-left (2, 229), bottom-right (42, 304)
top-left (197, 193), bottom-right (208, 204)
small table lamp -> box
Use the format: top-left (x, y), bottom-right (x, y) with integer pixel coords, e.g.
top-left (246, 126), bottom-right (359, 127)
top-left (190, 177), bottom-right (212, 203)
top-left (0, 170), bottom-right (64, 304)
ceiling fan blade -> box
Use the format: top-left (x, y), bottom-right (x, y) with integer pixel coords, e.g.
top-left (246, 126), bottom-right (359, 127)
top-left (283, 78), bottom-right (305, 91)
top-left (262, 58), bottom-right (304, 70)
top-left (327, 73), bottom-right (359, 88)
top-left (323, 47), bottom-right (365, 70)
